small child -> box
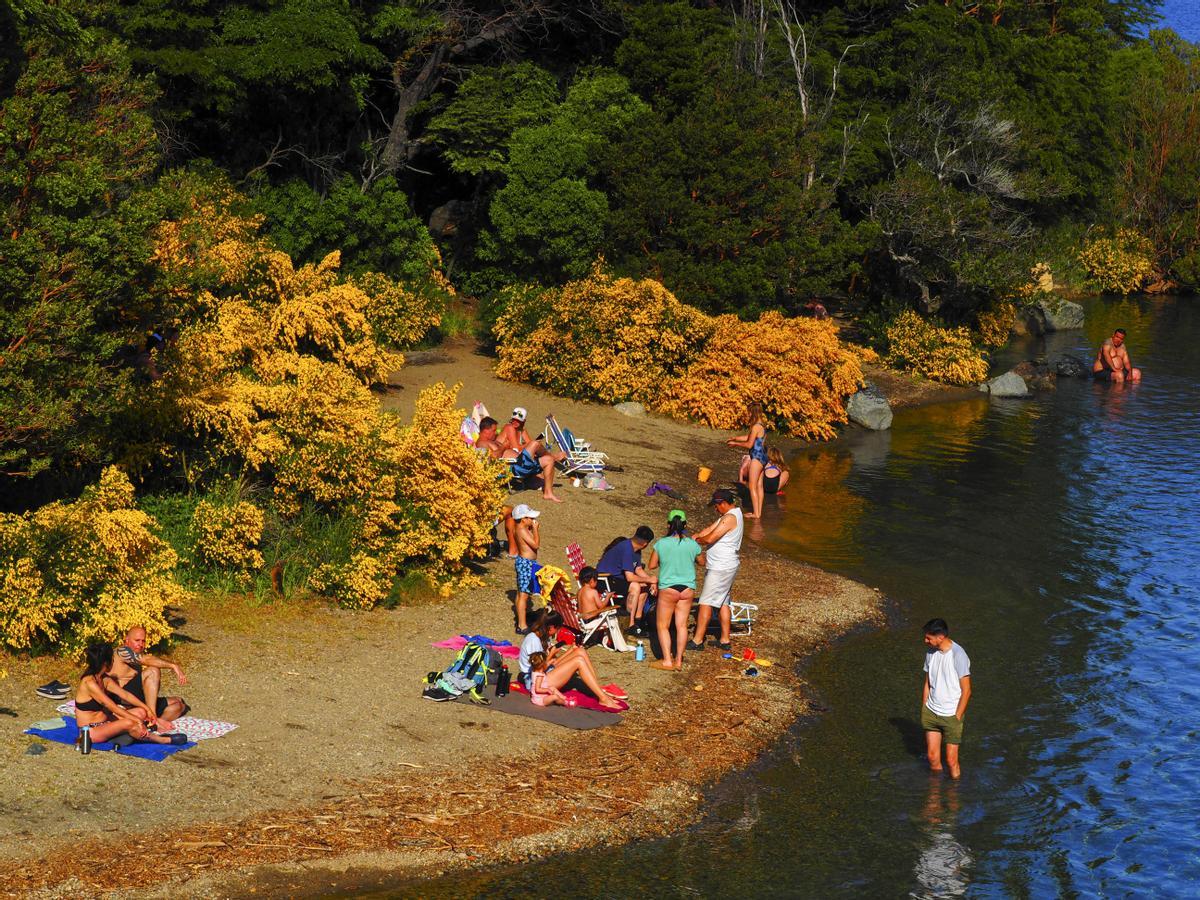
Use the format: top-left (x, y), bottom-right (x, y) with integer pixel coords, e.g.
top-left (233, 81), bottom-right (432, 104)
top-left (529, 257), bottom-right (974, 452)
top-left (528, 651), bottom-right (575, 707)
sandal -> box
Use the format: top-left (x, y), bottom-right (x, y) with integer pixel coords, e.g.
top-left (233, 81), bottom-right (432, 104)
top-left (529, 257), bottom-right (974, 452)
top-left (686, 640), bottom-right (706, 651)
top-left (717, 641), bottom-right (732, 652)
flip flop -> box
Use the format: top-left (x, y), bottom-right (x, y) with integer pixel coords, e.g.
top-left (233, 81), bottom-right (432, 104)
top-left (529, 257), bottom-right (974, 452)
top-left (648, 660), bottom-right (675, 671)
top-left (605, 688), bottom-right (629, 701)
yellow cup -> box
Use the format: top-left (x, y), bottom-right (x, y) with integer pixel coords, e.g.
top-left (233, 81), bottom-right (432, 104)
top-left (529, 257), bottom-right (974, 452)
top-left (697, 466), bottom-right (712, 483)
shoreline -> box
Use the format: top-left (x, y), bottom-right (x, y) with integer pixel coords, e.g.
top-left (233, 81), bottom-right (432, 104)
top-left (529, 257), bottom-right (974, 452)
top-left (0, 344), bottom-right (932, 897)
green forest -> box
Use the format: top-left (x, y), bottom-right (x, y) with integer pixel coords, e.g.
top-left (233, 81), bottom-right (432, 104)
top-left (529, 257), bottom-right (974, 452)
top-left (2, 0), bottom-right (1199, 641)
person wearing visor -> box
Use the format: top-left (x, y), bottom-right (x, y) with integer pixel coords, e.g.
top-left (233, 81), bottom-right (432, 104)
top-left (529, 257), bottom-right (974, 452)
top-left (498, 406), bottom-right (567, 503)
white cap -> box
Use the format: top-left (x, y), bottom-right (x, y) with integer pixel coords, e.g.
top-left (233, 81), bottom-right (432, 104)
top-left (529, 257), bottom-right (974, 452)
top-left (512, 406), bottom-right (527, 422)
top-left (512, 503), bottom-right (540, 520)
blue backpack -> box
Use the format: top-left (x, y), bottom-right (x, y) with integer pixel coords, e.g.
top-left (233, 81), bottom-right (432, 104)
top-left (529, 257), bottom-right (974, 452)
top-left (444, 641), bottom-right (501, 691)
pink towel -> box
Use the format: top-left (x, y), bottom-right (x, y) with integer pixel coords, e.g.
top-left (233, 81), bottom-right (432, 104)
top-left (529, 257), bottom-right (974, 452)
top-left (511, 682), bottom-right (629, 713)
top-left (432, 636), bottom-right (521, 659)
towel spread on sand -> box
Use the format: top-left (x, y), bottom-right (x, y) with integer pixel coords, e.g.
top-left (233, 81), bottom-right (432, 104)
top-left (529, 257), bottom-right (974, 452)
top-left (431, 636), bottom-right (521, 659)
top-left (510, 681), bottom-right (629, 713)
top-left (55, 702), bottom-right (238, 741)
top-left (452, 691), bottom-right (622, 730)
top-left (25, 719), bottom-right (195, 761)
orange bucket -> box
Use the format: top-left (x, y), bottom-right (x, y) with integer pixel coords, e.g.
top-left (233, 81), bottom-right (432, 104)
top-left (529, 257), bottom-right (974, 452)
top-left (697, 466), bottom-right (712, 483)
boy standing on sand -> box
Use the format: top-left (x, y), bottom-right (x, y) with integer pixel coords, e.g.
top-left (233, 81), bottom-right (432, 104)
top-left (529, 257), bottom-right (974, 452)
top-left (513, 504), bottom-right (541, 635)
top-left (921, 618), bottom-right (972, 779)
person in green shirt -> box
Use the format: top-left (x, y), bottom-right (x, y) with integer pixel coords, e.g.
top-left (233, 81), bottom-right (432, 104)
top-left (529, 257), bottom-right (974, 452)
top-left (646, 510), bottom-right (705, 671)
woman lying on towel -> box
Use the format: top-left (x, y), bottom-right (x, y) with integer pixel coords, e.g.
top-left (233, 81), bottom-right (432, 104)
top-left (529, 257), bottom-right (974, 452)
top-left (73, 644), bottom-right (187, 754)
top-left (518, 610), bottom-right (626, 711)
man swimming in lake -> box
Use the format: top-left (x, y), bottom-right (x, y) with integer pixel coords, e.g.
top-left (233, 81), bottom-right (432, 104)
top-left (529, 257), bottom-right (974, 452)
top-left (1093, 328), bottom-right (1141, 383)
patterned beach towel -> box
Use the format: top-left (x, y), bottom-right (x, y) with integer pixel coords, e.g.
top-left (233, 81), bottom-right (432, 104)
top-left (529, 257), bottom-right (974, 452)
top-left (56, 702), bottom-right (238, 742)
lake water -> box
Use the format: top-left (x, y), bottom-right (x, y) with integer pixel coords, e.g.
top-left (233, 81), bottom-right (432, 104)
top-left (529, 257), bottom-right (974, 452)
top-left (394, 295), bottom-right (1199, 897)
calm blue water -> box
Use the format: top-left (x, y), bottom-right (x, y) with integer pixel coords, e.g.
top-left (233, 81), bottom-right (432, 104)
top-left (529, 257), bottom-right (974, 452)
top-left (1158, 0), bottom-right (1200, 41)
top-left (393, 295), bottom-right (1199, 898)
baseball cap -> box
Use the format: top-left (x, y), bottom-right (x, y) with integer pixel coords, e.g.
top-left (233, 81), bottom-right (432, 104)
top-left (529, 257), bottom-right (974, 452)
top-left (708, 488), bottom-right (737, 506)
top-left (512, 503), bottom-right (540, 520)
top-left (512, 406), bottom-right (527, 422)
top-left (668, 509), bottom-right (687, 523)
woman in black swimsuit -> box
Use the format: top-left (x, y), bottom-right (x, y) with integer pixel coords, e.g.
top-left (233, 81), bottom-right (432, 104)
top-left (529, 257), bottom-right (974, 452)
top-left (74, 645), bottom-right (185, 753)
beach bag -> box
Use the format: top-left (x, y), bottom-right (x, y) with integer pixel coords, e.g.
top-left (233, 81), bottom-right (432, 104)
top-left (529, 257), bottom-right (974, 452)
top-left (444, 641), bottom-right (501, 692)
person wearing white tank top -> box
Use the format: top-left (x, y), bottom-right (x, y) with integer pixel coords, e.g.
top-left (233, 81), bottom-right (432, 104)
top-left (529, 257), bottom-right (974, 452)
top-left (688, 489), bottom-right (744, 651)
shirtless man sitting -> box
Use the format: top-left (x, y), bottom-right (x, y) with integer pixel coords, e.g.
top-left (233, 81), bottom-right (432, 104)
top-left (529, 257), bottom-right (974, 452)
top-left (104, 626), bottom-right (189, 727)
top-left (489, 408), bottom-right (566, 503)
top-left (1093, 328), bottom-right (1141, 383)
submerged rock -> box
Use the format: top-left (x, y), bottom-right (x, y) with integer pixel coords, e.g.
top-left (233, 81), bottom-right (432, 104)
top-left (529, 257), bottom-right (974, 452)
top-left (1051, 353), bottom-right (1088, 378)
top-left (846, 385), bottom-right (893, 430)
top-left (1012, 360), bottom-right (1056, 391)
top-left (979, 371), bottom-right (1030, 397)
top-left (613, 401), bottom-right (646, 418)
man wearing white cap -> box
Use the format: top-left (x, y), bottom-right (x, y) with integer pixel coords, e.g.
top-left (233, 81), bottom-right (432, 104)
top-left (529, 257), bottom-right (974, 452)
top-left (499, 407), bottom-right (565, 503)
top-left (512, 503), bottom-right (541, 634)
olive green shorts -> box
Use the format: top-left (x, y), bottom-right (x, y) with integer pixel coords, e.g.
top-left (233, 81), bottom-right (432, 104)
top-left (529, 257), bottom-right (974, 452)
top-left (921, 705), bottom-right (963, 745)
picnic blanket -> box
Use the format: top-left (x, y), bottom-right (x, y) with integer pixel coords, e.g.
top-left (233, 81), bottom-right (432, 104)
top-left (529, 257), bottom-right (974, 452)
top-left (453, 691), bottom-right (622, 730)
top-left (55, 702), bottom-right (238, 742)
top-left (432, 635), bottom-right (521, 659)
top-left (24, 718), bottom-right (195, 761)
top-left (510, 681), bottom-right (629, 713)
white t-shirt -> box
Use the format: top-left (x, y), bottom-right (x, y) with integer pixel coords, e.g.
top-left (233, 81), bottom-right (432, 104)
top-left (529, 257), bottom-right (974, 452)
top-left (518, 631), bottom-right (544, 677)
top-left (924, 642), bottom-right (971, 717)
top-left (705, 508), bottom-right (744, 571)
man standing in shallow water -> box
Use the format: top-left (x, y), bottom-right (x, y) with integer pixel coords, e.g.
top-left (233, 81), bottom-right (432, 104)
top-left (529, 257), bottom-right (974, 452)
top-left (921, 618), bottom-right (971, 779)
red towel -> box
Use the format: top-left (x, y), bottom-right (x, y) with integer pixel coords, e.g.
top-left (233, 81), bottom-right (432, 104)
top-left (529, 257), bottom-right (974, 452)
top-left (511, 681), bottom-right (629, 713)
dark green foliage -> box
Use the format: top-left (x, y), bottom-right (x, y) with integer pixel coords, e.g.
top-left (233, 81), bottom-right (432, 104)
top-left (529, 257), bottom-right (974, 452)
top-left (252, 174), bottom-right (441, 283)
top-left (0, 38), bottom-right (160, 481)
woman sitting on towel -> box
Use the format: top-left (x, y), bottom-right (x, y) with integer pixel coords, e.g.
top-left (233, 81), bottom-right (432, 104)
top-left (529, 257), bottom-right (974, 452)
top-left (518, 610), bottom-right (625, 711)
top-left (74, 644), bottom-right (187, 753)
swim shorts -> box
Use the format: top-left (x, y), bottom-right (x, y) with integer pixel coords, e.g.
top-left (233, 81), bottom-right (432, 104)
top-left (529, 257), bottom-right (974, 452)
top-left (514, 556), bottom-right (536, 594)
top-left (697, 566), bottom-right (739, 608)
top-left (510, 449), bottom-right (540, 479)
top-left (920, 704), bottom-right (964, 745)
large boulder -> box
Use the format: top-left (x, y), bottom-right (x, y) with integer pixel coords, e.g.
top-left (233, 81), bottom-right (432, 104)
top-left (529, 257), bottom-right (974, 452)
top-left (1019, 298), bottom-right (1085, 334)
top-left (1051, 353), bottom-right (1088, 378)
top-left (613, 401), bottom-right (646, 418)
top-left (978, 371), bottom-right (1030, 397)
top-left (846, 385), bottom-right (893, 431)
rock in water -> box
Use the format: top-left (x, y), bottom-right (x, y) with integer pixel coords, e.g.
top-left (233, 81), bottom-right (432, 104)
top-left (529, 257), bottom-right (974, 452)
top-left (979, 371), bottom-right (1030, 397)
top-left (846, 385), bottom-right (893, 430)
top-left (1012, 360), bottom-right (1056, 391)
top-left (613, 401), bottom-right (646, 418)
top-left (1021, 299), bottom-right (1085, 334)
top-left (1051, 353), bottom-right (1088, 378)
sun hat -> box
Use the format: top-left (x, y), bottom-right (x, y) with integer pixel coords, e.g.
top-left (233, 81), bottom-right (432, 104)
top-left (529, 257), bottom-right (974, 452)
top-left (708, 488), bottom-right (736, 506)
top-left (512, 406), bottom-right (528, 422)
top-left (668, 509), bottom-right (687, 523)
top-left (512, 503), bottom-right (540, 520)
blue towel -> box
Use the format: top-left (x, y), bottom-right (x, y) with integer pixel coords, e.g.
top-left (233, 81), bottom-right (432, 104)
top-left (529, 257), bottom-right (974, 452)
top-left (460, 634), bottom-right (515, 648)
top-left (24, 719), bottom-right (195, 761)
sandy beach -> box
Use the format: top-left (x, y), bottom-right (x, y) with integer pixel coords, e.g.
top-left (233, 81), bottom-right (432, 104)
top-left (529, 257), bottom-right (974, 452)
top-left (0, 342), bottom-right (892, 897)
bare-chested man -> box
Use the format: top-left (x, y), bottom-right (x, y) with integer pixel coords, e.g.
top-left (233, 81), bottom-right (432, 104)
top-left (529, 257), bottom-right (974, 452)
top-left (512, 504), bottom-right (541, 634)
top-left (105, 627), bottom-right (189, 727)
top-left (485, 408), bottom-right (565, 503)
top-left (1093, 328), bottom-right (1141, 383)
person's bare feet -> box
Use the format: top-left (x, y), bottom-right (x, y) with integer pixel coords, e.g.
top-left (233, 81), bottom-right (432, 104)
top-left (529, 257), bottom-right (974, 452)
top-left (649, 659), bottom-right (675, 671)
top-left (599, 697), bottom-right (624, 710)
top-left (543, 492), bottom-right (563, 503)
top-left (744, 513), bottom-right (759, 519)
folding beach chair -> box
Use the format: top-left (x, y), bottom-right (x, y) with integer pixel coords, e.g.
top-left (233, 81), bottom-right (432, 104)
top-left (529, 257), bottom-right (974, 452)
top-left (730, 599), bottom-right (758, 635)
top-left (545, 414), bottom-right (607, 478)
top-left (548, 582), bottom-right (631, 652)
top-left (564, 542), bottom-right (623, 602)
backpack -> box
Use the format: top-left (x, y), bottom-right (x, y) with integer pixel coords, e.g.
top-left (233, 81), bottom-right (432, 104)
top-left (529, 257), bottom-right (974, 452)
top-left (444, 641), bottom-right (501, 692)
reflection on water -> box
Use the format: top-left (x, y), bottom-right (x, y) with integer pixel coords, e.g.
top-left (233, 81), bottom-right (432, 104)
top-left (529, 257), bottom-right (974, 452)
top-left (381, 297), bottom-right (1200, 898)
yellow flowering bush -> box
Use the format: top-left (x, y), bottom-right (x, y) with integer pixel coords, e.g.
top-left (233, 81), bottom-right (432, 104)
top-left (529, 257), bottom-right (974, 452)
top-left (885, 311), bottom-right (989, 385)
top-left (1078, 229), bottom-right (1156, 294)
top-left (494, 266), bottom-right (713, 406)
top-left (663, 312), bottom-right (864, 440)
top-left (0, 467), bottom-right (185, 654)
top-left (975, 301), bottom-right (1017, 349)
top-left (493, 268), bottom-right (864, 438)
top-left (191, 500), bottom-right (265, 579)
top-left (352, 271), bottom-right (443, 348)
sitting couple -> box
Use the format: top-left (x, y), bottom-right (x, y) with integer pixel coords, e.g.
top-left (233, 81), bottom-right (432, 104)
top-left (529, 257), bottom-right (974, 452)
top-left (518, 610), bottom-right (626, 711)
top-left (72, 626), bottom-right (191, 753)
top-left (475, 407), bottom-right (566, 503)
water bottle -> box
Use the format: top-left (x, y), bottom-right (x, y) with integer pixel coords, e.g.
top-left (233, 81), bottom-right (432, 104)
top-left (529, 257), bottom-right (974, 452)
top-left (496, 664), bottom-right (511, 698)
top-left (635, 640), bottom-right (645, 662)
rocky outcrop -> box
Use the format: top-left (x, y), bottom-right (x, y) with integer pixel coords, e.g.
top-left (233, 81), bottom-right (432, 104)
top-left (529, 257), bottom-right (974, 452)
top-left (1018, 298), bottom-right (1085, 335)
top-left (846, 384), bottom-right (893, 431)
top-left (978, 371), bottom-right (1030, 397)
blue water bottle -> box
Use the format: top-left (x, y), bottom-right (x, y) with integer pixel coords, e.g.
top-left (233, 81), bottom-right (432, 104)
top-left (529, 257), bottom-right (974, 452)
top-left (635, 640), bottom-right (645, 662)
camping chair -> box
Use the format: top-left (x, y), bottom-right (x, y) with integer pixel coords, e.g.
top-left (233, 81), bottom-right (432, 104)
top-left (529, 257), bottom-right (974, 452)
top-left (548, 582), bottom-right (630, 652)
top-left (731, 599), bottom-right (758, 635)
top-left (545, 414), bottom-right (606, 478)
top-left (564, 542), bottom-right (623, 602)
